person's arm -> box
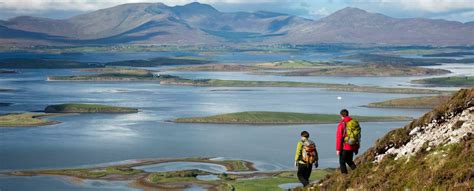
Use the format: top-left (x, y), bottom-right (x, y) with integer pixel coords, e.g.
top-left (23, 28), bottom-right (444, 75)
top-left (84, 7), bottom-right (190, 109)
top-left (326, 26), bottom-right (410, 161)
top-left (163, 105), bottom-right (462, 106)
top-left (314, 144), bottom-right (319, 168)
top-left (336, 123), bottom-right (343, 152)
top-left (294, 141), bottom-right (303, 165)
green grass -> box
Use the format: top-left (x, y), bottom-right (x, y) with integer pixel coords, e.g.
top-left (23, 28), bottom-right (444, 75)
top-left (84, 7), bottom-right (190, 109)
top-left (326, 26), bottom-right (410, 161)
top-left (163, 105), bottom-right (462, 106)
top-left (412, 76), bottom-right (474, 87)
top-left (143, 169), bottom-right (330, 191)
top-left (0, 113), bottom-right (61, 127)
top-left (175, 111), bottom-right (411, 124)
top-left (367, 95), bottom-right (451, 109)
top-left (44, 103), bottom-right (138, 113)
top-left (39, 166), bottom-right (143, 179)
top-left (231, 170), bottom-right (329, 191)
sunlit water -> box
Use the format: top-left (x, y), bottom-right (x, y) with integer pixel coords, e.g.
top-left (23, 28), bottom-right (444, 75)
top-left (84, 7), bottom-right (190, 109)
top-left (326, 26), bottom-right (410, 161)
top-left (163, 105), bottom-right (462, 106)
top-left (0, 52), bottom-right (470, 190)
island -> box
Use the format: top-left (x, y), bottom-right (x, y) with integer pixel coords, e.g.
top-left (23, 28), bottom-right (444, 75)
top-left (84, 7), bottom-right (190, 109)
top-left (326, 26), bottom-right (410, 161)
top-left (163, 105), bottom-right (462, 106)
top-left (411, 76), bottom-right (474, 87)
top-left (44, 103), bottom-right (138, 113)
top-left (366, 95), bottom-right (451, 109)
top-left (48, 69), bottom-right (450, 94)
top-left (171, 60), bottom-right (450, 77)
top-left (174, 111), bottom-right (411, 124)
top-left (159, 75), bottom-right (449, 94)
top-left (0, 69), bottom-right (16, 73)
top-left (48, 68), bottom-right (158, 81)
top-left (0, 113), bottom-right (63, 127)
top-left (0, 88), bottom-right (14, 92)
top-left (4, 157), bottom-right (330, 191)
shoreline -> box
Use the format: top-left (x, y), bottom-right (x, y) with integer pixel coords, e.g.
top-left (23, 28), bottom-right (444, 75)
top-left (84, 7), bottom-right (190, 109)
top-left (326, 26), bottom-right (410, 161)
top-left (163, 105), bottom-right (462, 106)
top-left (1, 157), bottom-right (330, 191)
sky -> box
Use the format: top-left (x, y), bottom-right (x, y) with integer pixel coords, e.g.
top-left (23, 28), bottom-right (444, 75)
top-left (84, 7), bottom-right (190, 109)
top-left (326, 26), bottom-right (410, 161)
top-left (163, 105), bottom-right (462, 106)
top-left (0, 0), bottom-right (473, 22)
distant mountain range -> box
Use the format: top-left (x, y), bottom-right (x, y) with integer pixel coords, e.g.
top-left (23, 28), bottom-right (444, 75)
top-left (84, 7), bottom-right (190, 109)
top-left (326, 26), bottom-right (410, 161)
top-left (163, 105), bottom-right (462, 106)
top-left (1, 2), bottom-right (473, 46)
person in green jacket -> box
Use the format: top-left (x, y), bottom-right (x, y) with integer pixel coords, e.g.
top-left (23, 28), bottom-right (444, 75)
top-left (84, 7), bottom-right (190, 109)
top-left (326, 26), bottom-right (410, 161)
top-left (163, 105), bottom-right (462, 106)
top-left (294, 131), bottom-right (318, 187)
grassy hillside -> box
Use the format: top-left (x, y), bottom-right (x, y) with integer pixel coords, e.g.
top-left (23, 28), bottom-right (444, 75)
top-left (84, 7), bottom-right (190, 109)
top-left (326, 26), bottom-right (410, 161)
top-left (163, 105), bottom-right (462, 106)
top-left (175, 111), bottom-right (411, 124)
top-left (366, 95), bottom-right (451, 109)
top-left (44, 103), bottom-right (138, 113)
top-left (302, 88), bottom-right (474, 190)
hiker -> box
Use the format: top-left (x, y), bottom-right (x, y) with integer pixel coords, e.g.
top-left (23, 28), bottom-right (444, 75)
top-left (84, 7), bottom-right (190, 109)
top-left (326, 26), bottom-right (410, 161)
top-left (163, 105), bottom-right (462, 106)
top-left (294, 131), bottom-right (318, 187)
top-left (336, 109), bottom-right (361, 174)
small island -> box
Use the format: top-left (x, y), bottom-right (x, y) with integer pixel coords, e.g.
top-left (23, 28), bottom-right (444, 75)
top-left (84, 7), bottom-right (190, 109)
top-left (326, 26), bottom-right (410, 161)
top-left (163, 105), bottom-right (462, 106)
top-left (0, 88), bottom-right (14, 92)
top-left (44, 103), bottom-right (138, 113)
top-left (174, 111), bottom-right (411, 124)
top-left (422, 51), bottom-right (474, 57)
top-left (411, 76), bottom-right (474, 87)
top-left (48, 68), bottom-right (158, 81)
top-left (366, 95), bottom-right (451, 109)
top-left (0, 113), bottom-right (62, 127)
top-left (0, 69), bottom-right (16, 73)
top-left (0, 103), bottom-right (12, 107)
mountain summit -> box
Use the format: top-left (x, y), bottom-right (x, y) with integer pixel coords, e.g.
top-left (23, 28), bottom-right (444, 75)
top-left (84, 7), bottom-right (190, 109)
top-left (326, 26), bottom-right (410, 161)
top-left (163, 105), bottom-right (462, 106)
top-left (1, 3), bottom-right (473, 46)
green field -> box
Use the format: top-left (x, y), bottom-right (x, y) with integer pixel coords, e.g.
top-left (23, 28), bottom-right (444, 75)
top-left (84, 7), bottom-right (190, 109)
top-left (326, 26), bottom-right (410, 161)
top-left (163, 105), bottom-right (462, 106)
top-left (231, 171), bottom-right (329, 191)
top-left (44, 103), bottom-right (138, 113)
top-left (0, 113), bottom-right (62, 127)
top-left (367, 95), bottom-right (451, 109)
top-left (175, 111), bottom-right (411, 124)
top-left (412, 76), bottom-right (474, 87)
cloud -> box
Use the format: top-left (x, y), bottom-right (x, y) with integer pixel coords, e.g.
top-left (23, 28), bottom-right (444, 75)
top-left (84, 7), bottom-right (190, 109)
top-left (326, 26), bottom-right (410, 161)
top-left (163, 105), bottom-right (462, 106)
top-left (0, 0), bottom-right (278, 12)
top-left (0, 0), bottom-right (473, 21)
top-left (346, 0), bottom-right (474, 12)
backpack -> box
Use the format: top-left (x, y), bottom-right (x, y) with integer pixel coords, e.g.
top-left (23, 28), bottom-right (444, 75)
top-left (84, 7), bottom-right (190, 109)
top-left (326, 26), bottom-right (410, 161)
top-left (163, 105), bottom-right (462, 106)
top-left (301, 140), bottom-right (317, 164)
top-left (344, 119), bottom-right (361, 146)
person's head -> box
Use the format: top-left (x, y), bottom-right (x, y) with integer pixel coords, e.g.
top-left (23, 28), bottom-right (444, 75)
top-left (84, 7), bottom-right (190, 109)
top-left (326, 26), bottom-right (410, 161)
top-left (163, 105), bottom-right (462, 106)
top-left (300, 131), bottom-right (309, 141)
top-left (340, 109), bottom-right (349, 119)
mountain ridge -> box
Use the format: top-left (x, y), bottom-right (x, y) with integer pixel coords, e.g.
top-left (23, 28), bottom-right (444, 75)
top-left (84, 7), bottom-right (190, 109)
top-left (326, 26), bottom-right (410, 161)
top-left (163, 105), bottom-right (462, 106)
top-left (1, 3), bottom-right (473, 46)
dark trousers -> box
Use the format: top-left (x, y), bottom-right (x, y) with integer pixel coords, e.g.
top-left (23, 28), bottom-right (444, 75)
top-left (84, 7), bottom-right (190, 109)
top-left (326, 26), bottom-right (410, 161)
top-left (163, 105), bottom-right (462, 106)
top-left (339, 150), bottom-right (357, 174)
top-left (297, 163), bottom-right (312, 187)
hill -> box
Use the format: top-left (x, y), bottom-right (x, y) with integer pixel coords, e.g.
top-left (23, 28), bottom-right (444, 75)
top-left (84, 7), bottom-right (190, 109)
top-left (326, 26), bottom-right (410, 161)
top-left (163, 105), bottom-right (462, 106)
top-left (301, 88), bottom-right (473, 190)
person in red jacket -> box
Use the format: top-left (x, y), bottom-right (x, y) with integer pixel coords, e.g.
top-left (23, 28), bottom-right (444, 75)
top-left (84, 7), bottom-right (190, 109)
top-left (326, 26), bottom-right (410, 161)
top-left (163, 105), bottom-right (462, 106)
top-left (336, 109), bottom-right (358, 174)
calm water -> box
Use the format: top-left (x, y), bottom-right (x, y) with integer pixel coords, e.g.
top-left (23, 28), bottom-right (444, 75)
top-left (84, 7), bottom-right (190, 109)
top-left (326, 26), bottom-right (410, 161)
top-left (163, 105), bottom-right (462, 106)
top-left (1, 52), bottom-right (467, 190)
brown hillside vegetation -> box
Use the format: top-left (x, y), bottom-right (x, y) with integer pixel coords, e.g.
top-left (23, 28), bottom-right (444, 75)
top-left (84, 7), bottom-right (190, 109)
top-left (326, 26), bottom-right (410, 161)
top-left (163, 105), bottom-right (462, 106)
top-left (297, 88), bottom-right (473, 190)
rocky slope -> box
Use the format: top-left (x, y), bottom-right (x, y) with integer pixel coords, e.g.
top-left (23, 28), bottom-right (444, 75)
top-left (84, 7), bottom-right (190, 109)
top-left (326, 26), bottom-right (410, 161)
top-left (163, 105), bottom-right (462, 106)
top-left (303, 88), bottom-right (473, 190)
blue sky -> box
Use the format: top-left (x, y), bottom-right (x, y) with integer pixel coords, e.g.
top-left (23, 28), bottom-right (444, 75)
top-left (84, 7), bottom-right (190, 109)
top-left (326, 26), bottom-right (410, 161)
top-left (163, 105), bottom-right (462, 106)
top-left (1, 0), bottom-right (473, 22)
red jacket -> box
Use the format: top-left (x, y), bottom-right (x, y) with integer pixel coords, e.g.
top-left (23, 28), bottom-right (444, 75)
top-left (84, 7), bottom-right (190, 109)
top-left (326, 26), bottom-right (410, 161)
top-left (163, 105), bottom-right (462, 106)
top-left (336, 116), bottom-right (359, 151)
